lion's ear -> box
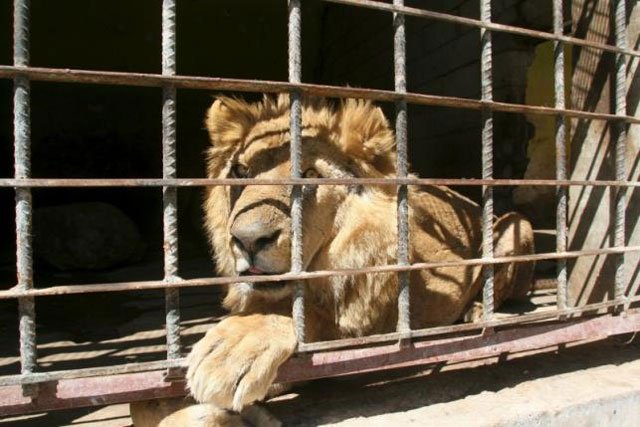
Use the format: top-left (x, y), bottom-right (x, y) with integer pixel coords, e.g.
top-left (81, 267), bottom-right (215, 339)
top-left (205, 97), bottom-right (257, 146)
top-left (336, 99), bottom-right (396, 172)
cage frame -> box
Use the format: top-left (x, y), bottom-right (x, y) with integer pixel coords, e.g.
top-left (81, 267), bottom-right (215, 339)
top-left (0, 0), bottom-right (638, 416)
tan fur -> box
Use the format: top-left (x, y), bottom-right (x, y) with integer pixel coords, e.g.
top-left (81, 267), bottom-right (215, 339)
top-left (134, 95), bottom-right (535, 426)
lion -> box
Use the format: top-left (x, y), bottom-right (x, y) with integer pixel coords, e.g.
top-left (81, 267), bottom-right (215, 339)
top-left (131, 94), bottom-right (534, 426)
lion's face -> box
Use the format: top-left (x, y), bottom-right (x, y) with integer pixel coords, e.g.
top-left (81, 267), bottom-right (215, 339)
top-left (203, 95), bottom-right (396, 308)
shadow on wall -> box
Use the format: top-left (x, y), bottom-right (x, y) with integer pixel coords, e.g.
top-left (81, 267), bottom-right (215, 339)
top-left (568, 0), bottom-right (639, 305)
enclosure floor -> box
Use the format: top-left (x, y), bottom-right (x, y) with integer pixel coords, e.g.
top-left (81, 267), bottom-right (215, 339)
top-left (0, 281), bottom-right (557, 377)
top-left (0, 287), bottom-right (226, 376)
top-left (3, 334), bottom-right (639, 426)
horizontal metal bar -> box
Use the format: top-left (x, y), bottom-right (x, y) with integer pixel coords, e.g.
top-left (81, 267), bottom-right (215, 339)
top-left (0, 370), bottom-right (185, 416)
top-left (0, 359), bottom-right (184, 387)
top-left (324, 0), bottom-right (640, 59)
top-left (298, 294), bottom-right (640, 353)
top-left (1, 178), bottom-right (640, 188)
top-left (1, 302), bottom-right (638, 387)
top-left (283, 309), bottom-right (640, 382)
top-left (1, 66), bottom-right (639, 124)
top-left (2, 309), bottom-right (639, 416)
top-left (1, 246), bottom-right (639, 300)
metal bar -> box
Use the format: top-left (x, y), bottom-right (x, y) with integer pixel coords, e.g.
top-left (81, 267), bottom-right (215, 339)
top-left (2, 301), bottom-right (639, 388)
top-left (162, 0), bottom-right (181, 364)
top-left (613, 0), bottom-right (628, 309)
top-left (480, 0), bottom-right (494, 320)
top-left (2, 246), bottom-right (639, 300)
top-left (2, 309), bottom-right (640, 416)
top-left (554, 0), bottom-right (568, 310)
top-left (2, 66), bottom-right (640, 124)
top-left (0, 370), bottom-right (185, 416)
top-left (284, 309), bottom-right (640, 381)
top-left (288, 0), bottom-right (305, 343)
top-left (299, 295), bottom-right (640, 353)
top-left (324, 0), bottom-right (640, 59)
top-left (13, 0), bottom-right (37, 398)
top-left (0, 359), bottom-right (185, 387)
top-left (2, 177), bottom-right (640, 188)
top-left (394, 0), bottom-right (410, 333)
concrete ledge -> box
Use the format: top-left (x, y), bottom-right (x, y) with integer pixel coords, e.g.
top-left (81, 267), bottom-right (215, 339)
top-left (333, 359), bottom-right (640, 426)
top-left (268, 339), bottom-right (640, 426)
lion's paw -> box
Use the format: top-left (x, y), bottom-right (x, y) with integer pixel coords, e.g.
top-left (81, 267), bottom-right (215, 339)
top-left (186, 314), bottom-right (296, 411)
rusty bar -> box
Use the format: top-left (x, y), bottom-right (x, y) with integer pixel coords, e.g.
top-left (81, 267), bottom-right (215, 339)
top-left (1, 246), bottom-right (638, 300)
top-left (13, 0), bottom-right (37, 398)
top-left (394, 0), bottom-right (410, 333)
top-left (289, 0), bottom-right (305, 343)
top-left (162, 0), bottom-right (181, 364)
top-left (480, 0), bottom-right (494, 320)
top-left (613, 0), bottom-right (628, 309)
top-left (299, 296), bottom-right (640, 353)
top-left (1, 66), bottom-right (640, 124)
top-left (2, 177), bottom-right (640, 188)
top-left (2, 309), bottom-right (640, 413)
top-left (0, 370), bottom-right (186, 416)
top-left (284, 309), bottom-right (640, 382)
top-left (0, 359), bottom-right (185, 387)
top-left (554, 0), bottom-right (568, 310)
top-left (324, 0), bottom-right (640, 59)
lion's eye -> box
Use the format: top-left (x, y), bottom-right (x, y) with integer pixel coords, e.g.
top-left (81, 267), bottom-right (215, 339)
top-left (303, 168), bottom-right (321, 179)
top-left (230, 164), bottom-right (249, 178)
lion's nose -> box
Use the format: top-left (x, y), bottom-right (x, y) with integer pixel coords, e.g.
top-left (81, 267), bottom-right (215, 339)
top-left (231, 222), bottom-right (281, 256)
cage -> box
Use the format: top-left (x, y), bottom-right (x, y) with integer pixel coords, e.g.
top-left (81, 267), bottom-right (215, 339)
top-left (0, 0), bottom-right (638, 417)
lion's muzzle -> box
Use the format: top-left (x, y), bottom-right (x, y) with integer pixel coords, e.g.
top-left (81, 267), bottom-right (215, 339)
top-left (230, 207), bottom-right (291, 276)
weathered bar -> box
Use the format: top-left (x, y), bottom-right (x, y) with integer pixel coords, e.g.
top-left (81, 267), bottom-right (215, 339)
top-left (2, 246), bottom-right (638, 300)
top-left (554, 0), bottom-right (568, 310)
top-left (613, 0), bottom-right (628, 308)
top-left (288, 0), bottom-right (306, 343)
top-left (1, 66), bottom-right (640, 124)
top-left (480, 0), bottom-right (494, 320)
top-left (2, 177), bottom-right (640, 188)
top-left (1, 0), bottom-right (638, 417)
top-left (298, 296), bottom-right (640, 353)
top-left (394, 0), bottom-right (410, 333)
top-left (2, 303), bottom-right (640, 391)
top-left (13, 0), bottom-right (37, 398)
top-left (162, 0), bottom-right (181, 364)
top-left (324, 0), bottom-right (640, 59)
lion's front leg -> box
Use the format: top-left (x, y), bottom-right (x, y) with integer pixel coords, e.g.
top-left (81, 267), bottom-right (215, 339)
top-left (186, 314), bottom-right (296, 412)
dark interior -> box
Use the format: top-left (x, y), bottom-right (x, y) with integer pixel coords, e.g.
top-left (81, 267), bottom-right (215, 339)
top-left (0, 0), bottom-right (559, 373)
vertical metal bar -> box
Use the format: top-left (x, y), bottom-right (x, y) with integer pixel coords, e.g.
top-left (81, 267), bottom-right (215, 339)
top-left (554, 0), bottom-right (568, 311)
top-left (288, 0), bottom-right (305, 343)
top-left (480, 0), bottom-right (495, 320)
top-left (13, 0), bottom-right (37, 397)
top-left (394, 0), bottom-right (410, 333)
top-left (613, 0), bottom-right (627, 308)
top-left (162, 0), bottom-right (181, 361)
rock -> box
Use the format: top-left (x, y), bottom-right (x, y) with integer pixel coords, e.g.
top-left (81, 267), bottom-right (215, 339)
top-left (34, 202), bottom-right (145, 271)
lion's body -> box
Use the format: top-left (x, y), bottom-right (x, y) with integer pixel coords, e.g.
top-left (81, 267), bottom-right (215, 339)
top-left (133, 95), bottom-right (534, 426)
